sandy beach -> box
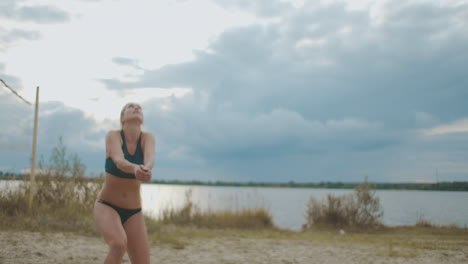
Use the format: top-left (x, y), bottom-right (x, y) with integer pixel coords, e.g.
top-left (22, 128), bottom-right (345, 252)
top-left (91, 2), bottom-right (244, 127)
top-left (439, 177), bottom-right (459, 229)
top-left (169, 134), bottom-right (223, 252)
top-left (1, 230), bottom-right (467, 264)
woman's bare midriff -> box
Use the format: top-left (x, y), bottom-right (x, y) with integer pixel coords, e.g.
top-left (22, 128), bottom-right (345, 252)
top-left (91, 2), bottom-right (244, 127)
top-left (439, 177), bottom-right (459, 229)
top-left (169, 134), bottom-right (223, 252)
top-left (97, 172), bottom-right (142, 209)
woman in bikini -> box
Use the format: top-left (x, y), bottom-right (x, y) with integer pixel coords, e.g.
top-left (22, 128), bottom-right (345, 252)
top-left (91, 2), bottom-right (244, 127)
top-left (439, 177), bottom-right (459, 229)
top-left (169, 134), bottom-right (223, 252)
top-left (94, 102), bottom-right (155, 264)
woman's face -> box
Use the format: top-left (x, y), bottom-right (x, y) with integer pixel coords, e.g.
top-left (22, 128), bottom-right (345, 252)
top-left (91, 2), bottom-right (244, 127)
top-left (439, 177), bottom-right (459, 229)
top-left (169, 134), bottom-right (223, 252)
top-left (121, 103), bottom-right (144, 125)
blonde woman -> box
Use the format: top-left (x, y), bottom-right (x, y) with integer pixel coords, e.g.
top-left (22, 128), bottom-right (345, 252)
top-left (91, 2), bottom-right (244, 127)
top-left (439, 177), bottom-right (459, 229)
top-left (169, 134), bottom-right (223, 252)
top-left (94, 102), bottom-right (155, 264)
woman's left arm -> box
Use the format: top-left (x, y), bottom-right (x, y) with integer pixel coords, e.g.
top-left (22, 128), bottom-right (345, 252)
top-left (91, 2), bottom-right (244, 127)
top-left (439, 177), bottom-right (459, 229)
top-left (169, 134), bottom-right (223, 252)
top-left (143, 132), bottom-right (156, 170)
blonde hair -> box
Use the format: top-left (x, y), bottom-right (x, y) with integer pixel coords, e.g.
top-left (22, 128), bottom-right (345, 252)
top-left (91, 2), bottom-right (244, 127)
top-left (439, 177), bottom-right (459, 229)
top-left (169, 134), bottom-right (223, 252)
top-left (120, 102), bottom-right (142, 127)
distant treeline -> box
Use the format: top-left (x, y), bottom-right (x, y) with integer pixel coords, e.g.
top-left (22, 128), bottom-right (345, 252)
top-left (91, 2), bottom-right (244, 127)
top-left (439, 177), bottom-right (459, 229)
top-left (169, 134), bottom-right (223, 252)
top-left (0, 171), bottom-right (104, 183)
top-left (0, 172), bottom-right (25, 179)
top-left (149, 179), bottom-right (468, 192)
top-left (1, 171), bottom-right (467, 191)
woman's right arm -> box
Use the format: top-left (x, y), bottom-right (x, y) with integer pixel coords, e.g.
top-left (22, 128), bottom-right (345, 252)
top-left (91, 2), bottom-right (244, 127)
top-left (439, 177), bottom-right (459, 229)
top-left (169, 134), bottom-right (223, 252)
top-left (106, 131), bottom-right (138, 174)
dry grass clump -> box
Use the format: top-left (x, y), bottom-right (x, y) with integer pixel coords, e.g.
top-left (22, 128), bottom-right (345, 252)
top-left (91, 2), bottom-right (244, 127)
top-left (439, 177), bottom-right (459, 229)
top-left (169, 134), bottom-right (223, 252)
top-left (160, 190), bottom-right (274, 230)
top-left (414, 216), bottom-right (461, 229)
top-left (415, 218), bottom-right (436, 228)
top-left (304, 182), bottom-right (383, 229)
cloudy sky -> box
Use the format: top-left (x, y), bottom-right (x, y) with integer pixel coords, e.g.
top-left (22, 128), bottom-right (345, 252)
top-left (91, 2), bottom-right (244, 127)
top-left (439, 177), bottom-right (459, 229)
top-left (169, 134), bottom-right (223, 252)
top-left (1, 0), bottom-right (467, 183)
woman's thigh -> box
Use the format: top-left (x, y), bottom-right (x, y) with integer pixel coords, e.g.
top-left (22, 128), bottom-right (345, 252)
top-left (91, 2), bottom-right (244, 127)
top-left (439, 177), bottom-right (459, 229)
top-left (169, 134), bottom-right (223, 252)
top-left (94, 201), bottom-right (127, 246)
top-left (123, 212), bottom-right (150, 264)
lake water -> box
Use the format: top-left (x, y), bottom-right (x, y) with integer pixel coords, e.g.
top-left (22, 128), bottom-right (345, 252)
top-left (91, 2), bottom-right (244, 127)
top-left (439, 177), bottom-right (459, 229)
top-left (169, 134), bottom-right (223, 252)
top-left (141, 184), bottom-right (468, 230)
top-left (2, 181), bottom-right (467, 230)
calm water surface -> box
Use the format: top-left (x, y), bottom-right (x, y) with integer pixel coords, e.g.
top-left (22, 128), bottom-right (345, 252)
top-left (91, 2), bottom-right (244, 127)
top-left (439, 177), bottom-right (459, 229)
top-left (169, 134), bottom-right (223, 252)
top-left (141, 184), bottom-right (468, 230)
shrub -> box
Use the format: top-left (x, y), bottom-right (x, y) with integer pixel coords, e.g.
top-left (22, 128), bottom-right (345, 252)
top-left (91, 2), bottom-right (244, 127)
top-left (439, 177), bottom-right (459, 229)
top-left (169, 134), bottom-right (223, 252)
top-left (304, 182), bottom-right (383, 229)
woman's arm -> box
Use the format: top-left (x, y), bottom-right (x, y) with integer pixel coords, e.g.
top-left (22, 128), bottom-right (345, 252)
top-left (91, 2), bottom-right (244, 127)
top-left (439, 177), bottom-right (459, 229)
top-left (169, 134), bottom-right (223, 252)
top-left (143, 132), bottom-right (156, 170)
top-left (106, 131), bottom-right (139, 174)
top-left (133, 132), bottom-right (155, 182)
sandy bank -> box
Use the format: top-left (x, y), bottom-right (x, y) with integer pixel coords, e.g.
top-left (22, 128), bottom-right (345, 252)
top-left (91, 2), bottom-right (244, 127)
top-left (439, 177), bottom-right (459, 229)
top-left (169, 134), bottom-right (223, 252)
top-left (1, 230), bottom-right (467, 264)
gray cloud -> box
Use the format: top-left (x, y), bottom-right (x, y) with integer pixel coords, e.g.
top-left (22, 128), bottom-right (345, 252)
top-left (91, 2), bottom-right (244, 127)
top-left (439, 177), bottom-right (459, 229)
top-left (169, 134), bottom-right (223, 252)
top-left (0, 1), bottom-right (101, 172)
top-left (140, 93), bottom-right (409, 182)
top-left (112, 57), bottom-right (144, 71)
top-left (0, 28), bottom-right (40, 43)
top-left (100, 1), bottom-right (468, 181)
top-left (2, 0), bottom-right (467, 182)
top-left (0, 0), bottom-right (17, 19)
top-left (37, 102), bottom-right (101, 149)
top-left (0, 0), bottom-right (70, 23)
top-left (0, 63), bottom-right (23, 91)
top-left (104, 1), bottom-right (468, 125)
top-left (0, 1), bottom-right (70, 23)
top-left (0, 28), bottom-right (41, 50)
top-left (16, 5), bottom-right (70, 23)
top-left (1, 63), bottom-right (107, 173)
top-left (113, 57), bottom-right (139, 66)
top-left (0, 81), bottom-right (107, 173)
top-left (35, 102), bottom-right (108, 174)
top-left (211, 0), bottom-right (293, 17)
top-left (0, 1), bottom-right (72, 51)
top-left (0, 92), bottom-right (31, 152)
top-left (148, 98), bottom-right (395, 158)
top-left (0, 68), bottom-right (34, 171)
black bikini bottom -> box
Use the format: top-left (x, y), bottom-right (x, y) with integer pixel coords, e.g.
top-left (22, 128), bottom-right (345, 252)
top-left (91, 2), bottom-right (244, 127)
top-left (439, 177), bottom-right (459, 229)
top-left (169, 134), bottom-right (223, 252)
top-left (98, 199), bottom-right (142, 224)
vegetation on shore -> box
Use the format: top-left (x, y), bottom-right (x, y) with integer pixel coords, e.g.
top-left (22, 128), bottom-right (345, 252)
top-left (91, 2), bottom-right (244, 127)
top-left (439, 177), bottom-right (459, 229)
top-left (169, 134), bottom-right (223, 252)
top-left (0, 140), bottom-right (275, 248)
top-left (159, 189), bottom-right (273, 230)
top-left (304, 181), bottom-right (383, 229)
top-left (0, 139), bottom-right (102, 235)
top-left (1, 139), bottom-right (467, 253)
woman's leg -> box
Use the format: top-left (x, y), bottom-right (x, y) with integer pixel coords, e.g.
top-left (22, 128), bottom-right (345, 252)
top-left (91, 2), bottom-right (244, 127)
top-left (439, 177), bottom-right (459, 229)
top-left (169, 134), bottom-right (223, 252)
top-left (94, 201), bottom-right (128, 264)
top-left (124, 212), bottom-right (150, 264)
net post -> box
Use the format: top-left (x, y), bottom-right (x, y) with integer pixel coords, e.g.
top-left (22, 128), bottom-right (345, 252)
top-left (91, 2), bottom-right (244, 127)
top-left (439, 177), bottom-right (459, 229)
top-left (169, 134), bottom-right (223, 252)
top-left (29, 86), bottom-right (40, 210)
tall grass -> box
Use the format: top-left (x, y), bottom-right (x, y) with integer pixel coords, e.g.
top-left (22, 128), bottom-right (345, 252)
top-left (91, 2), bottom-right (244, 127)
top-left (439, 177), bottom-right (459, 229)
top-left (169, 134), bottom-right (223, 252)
top-left (304, 182), bottom-right (383, 229)
top-left (0, 139), bottom-right (103, 234)
top-left (160, 190), bottom-right (274, 229)
top-left (1, 139), bottom-right (274, 235)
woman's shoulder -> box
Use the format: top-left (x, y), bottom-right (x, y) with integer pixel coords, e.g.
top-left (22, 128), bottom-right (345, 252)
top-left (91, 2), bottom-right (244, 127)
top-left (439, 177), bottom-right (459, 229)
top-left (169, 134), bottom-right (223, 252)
top-left (141, 131), bottom-right (155, 144)
top-left (105, 130), bottom-right (122, 141)
top-left (106, 130), bottom-right (121, 136)
top-left (141, 131), bottom-right (155, 139)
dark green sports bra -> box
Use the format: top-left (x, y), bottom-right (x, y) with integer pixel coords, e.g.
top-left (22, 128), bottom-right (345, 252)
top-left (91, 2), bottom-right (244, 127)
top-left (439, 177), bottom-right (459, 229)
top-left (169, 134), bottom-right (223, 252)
top-left (105, 130), bottom-right (144, 179)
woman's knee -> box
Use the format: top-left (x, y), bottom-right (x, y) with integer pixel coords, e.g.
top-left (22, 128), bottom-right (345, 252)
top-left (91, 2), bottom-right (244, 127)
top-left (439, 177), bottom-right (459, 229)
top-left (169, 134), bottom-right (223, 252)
top-left (109, 238), bottom-right (127, 256)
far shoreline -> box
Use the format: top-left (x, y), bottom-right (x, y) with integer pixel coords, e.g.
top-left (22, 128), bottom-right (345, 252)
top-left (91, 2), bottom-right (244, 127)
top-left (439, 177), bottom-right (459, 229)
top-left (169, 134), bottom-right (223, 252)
top-left (146, 179), bottom-right (468, 192)
top-left (1, 175), bottom-right (467, 192)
